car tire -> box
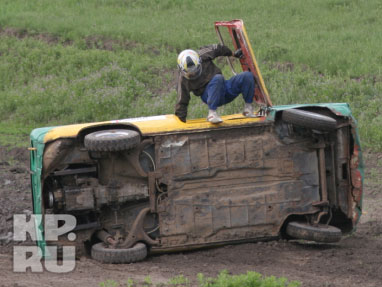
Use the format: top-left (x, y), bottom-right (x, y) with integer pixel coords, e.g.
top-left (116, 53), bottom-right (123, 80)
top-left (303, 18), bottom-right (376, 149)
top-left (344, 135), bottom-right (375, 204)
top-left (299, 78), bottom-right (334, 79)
top-left (286, 221), bottom-right (342, 243)
top-left (84, 129), bottom-right (140, 152)
top-left (91, 242), bottom-right (147, 264)
top-left (281, 109), bottom-right (337, 131)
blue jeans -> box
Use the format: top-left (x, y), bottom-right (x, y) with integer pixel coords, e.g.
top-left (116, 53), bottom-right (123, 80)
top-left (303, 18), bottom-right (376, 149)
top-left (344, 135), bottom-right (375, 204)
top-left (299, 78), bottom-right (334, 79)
top-left (201, 71), bottom-right (254, 110)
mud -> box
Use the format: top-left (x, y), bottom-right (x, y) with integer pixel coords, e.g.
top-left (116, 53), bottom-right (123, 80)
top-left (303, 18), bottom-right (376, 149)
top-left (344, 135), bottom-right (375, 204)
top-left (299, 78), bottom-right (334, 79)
top-left (0, 146), bottom-right (381, 287)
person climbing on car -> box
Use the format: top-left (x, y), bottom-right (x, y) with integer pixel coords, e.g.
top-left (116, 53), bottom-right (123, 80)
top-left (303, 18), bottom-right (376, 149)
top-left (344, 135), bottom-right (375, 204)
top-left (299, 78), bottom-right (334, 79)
top-left (175, 43), bottom-right (256, 124)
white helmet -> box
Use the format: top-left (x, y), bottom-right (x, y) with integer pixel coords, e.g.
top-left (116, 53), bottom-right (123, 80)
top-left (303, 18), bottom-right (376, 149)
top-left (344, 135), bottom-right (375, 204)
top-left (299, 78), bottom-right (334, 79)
top-left (177, 49), bottom-right (202, 80)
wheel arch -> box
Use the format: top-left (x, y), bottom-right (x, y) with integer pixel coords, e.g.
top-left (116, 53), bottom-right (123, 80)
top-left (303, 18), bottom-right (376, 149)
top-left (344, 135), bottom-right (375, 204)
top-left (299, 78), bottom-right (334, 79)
top-left (274, 106), bottom-right (346, 122)
top-left (77, 123), bottom-right (143, 145)
top-left (279, 212), bottom-right (346, 242)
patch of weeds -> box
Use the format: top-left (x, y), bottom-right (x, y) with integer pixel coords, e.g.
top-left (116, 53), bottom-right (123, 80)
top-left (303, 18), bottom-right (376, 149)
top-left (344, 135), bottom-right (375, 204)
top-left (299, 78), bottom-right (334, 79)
top-left (167, 275), bottom-right (190, 286)
top-left (99, 270), bottom-right (300, 287)
top-left (197, 270), bottom-right (301, 287)
top-left (143, 276), bottom-right (153, 286)
top-left (264, 45), bottom-right (290, 62)
top-left (99, 279), bottom-right (120, 287)
top-left (0, 123), bottom-right (31, 148)
top-left (126, 279), bottom-right (135, 287)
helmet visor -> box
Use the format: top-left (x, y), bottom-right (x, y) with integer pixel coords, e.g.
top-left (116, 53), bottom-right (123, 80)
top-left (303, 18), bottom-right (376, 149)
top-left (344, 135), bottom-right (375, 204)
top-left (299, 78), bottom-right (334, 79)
top-left (182, 64), bottom-right (202, 80)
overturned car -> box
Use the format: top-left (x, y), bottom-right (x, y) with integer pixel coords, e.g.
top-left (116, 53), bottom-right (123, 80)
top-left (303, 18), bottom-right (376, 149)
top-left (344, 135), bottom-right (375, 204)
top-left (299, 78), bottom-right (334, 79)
top-left (29, 20), bottom-right (363, 263)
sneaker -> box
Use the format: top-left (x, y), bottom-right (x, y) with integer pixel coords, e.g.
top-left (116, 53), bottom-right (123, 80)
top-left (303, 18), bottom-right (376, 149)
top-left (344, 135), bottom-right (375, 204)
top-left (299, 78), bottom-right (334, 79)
top-left (243, 103), bottom-right (256, 118)
top-left (207, 109), bottom-right (223, 124)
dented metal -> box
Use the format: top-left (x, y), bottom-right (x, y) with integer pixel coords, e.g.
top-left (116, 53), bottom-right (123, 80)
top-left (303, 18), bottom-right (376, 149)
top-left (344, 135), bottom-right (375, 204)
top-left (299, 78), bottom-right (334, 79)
top-left (153, 125), bottom-right (323, 248)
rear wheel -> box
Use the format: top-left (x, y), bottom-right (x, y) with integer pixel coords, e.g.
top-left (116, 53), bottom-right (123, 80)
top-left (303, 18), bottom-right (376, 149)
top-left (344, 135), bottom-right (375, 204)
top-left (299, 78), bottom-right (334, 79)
top-left (282, 109), bottom-right (337, 131)
top-left (286, 221), bottom-right (342, 243)
top-left (84, 129), bottom-right (140, 152)
top-left (91, 242), bottom-right (147, 264)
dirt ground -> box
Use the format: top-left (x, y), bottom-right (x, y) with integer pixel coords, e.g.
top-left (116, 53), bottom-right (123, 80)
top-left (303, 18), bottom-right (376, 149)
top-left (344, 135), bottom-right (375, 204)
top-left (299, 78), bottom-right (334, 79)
top-left (0, 146), bottom-right (381, 287)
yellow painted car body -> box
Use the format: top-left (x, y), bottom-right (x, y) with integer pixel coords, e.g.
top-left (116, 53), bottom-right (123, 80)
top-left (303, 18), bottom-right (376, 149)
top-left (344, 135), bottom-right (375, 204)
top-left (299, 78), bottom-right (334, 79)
top-left (43, 114), bottom-right (266, 143)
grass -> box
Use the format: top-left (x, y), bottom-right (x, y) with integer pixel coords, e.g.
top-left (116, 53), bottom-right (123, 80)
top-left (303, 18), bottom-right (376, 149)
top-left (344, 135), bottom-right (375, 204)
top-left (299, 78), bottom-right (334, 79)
top-left (0, 0), bottom-right (381, 150)
top-left (98, 270), bottom-right (301, 287)
top-left (1, 0), bottom-right (381, 77)
top-left (0, 123), bottom-right (32, 148)
top-left (364, 152), bottom-right (382, 188)
top-left (0, 35), bottom-right (176, 122)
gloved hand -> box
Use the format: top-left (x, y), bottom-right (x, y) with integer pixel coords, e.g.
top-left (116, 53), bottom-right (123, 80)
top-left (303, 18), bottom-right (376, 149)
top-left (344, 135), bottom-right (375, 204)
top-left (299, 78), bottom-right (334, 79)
top-left (233, 48), bottom-right (243, 59)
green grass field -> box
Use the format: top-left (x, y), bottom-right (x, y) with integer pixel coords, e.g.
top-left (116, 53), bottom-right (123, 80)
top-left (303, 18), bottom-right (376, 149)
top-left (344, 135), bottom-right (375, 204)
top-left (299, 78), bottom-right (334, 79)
top-left (0, 0), bottom-right (381, 149)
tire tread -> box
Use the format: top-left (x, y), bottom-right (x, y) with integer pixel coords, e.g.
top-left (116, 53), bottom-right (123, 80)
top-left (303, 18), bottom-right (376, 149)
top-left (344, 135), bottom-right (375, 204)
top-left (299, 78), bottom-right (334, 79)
top-left (84, 129), bottom-right (140, 152)
top-left (282, 109), bottom-right (337, 131)
top-left (91, 242), bottom-right (147, 264)
top-left (286, 221), bottom-right (342, 243)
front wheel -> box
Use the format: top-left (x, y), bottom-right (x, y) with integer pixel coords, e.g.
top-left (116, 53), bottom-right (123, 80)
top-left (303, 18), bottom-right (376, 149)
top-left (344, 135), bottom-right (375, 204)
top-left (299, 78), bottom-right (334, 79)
top-left (91, 242), bottom-right (147, 264)
top-left (84, 129), bottom-right (140, 152)
top-left (286, 221), bottom-right (342, 243)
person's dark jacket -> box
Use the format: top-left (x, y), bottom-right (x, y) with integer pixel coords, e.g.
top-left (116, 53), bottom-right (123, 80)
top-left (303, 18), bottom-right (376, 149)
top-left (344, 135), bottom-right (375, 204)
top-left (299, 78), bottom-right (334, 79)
top-left (175, 44), bottom-right (233, 122)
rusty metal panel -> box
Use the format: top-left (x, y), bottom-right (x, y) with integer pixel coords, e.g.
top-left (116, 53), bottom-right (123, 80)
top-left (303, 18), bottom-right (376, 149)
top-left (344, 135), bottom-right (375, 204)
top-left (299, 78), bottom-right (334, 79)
top-left (64, 187), bottom-right (94, 211)
top-left (248, 203), bottom-right (266, 225)
top-left (208, 138), bottom-right (227, 167)
top-left (230, 205), bottom-right (249, 227)
top-left (189, 136), bottom-right (209, 171)
top-left (194, 205), bottom-right (213, 236)
top-left (326, 144), bottom-right (338, 206)
top-left (175, 204), bottom-right (193, 234)
top-left (158, 135), bottom-right (191, 175)
top-left (226, 138), bottom-right (245, 165)
top-left (156, 126), bottom-right (321, 248)
top-left (212, 206), bottom-right (231, 231)
top-left (335, 127), bottom-right (351, 215)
